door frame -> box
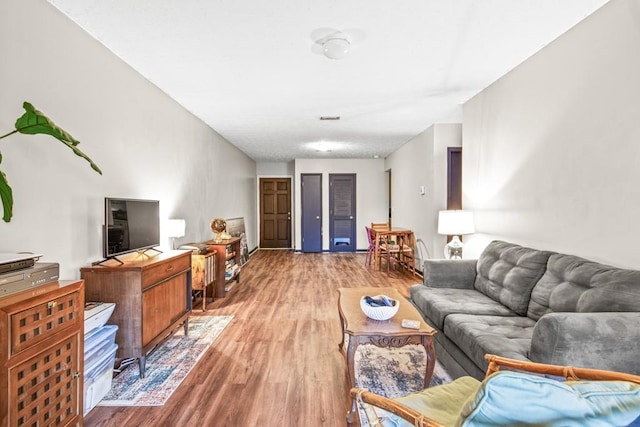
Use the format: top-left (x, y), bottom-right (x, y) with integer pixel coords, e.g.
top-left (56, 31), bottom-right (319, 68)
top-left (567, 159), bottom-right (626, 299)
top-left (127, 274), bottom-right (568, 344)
top-left (256, 174), bottom-right (294, 249)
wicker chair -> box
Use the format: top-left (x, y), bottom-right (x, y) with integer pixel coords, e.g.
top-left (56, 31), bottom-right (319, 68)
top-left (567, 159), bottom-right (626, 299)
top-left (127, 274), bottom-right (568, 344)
top-left (351, 354), bottom-right (640, 426)
top-left (377, 238), bottom-right (401, 273)
top-left (369, 222), bottom-right (389, 269)
top-left (370, 222), bottom-right (389, 231)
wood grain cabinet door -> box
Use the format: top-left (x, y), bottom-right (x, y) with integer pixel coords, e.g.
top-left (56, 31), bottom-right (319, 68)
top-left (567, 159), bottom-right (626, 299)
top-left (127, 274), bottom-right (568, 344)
top-left (142, 274), bottom-right (188, 346)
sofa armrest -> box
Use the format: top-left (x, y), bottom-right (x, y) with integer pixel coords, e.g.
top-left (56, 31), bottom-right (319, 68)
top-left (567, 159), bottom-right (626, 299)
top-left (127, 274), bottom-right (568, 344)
top-left (423, 259), bottom-right (477, 289)
top-left (530, 312), bottom-right (640, 375)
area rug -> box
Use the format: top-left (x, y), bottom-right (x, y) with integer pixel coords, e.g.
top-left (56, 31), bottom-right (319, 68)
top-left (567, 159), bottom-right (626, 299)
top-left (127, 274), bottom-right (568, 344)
top-left (354, 343), bottom-right (452, 426)
top-left (99, 315), bottom-right (233, 407)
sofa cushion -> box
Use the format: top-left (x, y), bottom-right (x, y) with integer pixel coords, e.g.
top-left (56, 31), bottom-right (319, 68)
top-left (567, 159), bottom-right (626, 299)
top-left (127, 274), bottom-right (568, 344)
top-left (410, 286), bottom-right (517, 331)
top-left (530, 312), bottom-right (640, 375)
top-left (528, 253), bottom-right (640, 320)
top-left (459, 371), bottom-right (640, 426)
top-left (474, 241), bottom-right (553, 316)
top-left (423, 259), bottom-right (477, 289)
top-left (444, 314), bottom-right (535, 371)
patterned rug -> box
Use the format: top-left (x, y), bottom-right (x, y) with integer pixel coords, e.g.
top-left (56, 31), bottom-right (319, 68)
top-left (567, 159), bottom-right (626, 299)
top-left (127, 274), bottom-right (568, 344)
top-left (355, 343), bottom-right (452, 426)
top-left (99, 315), bottom-right (233, 407)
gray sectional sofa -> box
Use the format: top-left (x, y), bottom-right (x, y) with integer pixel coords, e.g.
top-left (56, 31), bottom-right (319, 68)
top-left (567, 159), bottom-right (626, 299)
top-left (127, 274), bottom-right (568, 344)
top-left (410, 240), bottom-right (640, 380)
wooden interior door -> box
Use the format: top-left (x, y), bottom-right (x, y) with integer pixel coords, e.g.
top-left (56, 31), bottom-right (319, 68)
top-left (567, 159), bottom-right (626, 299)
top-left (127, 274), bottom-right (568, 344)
top-left (329, 174), bottom-right (356, 252)
top-left (301, 174), bottom-right (322, 252)
top-left (260, 178), bottom-right (292, 248)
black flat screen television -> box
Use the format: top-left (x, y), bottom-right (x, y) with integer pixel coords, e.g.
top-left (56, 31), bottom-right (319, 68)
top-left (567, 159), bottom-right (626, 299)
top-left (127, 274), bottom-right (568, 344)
top-left (104, 198), bottom-right (160, 258)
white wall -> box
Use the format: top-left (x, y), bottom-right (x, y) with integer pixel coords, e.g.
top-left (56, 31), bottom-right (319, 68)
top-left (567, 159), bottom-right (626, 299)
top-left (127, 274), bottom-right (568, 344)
top-left (0, 0), bottom-right (256, 278)
top-left (463, 0), bottom-right (640, 268)
top-left (385, 124), bottom-right (462, 265)
top-left (256, 162), bottom-right (295, 176)
top-left (293, 158), bottom-right (387, 251)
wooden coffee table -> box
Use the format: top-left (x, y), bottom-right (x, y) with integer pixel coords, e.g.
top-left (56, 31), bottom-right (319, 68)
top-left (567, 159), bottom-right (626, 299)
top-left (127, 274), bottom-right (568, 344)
top-left (337, 287), bottom-right (436, 424)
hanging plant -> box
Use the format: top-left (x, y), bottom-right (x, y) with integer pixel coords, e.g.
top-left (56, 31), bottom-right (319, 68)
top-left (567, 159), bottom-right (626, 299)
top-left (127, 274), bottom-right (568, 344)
top-left (0, 102), bottom-right (102, 222)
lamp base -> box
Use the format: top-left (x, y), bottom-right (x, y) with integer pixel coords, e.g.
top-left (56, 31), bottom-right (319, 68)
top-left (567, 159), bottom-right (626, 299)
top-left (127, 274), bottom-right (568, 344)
top-left (444, 235), bottom-right (464, 259)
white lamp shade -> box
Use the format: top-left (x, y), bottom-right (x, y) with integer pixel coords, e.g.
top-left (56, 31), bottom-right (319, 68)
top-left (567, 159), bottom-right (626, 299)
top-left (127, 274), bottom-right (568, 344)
top-left (438, 210), bottom-right (475, 235)
top-left (167, 219), bottom-right (186, 238)
top-left (323, 37), bottom-right (350, 60)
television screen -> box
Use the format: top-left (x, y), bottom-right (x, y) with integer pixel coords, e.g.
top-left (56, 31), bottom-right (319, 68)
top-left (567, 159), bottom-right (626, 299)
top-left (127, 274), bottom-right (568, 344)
top-left (104, 198), bottom-right (160, 258)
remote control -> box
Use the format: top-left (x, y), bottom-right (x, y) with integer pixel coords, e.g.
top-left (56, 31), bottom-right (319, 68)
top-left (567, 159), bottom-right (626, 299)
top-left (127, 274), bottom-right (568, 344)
top-left (401, 319), bottom-right (421, 329)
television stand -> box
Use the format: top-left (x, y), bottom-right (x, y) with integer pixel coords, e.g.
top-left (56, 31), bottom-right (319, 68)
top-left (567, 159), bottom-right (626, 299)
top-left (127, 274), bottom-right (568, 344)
top-left (138, 246), bottom-right (163, 256)
top-left (91, 247), bottom-right (163, 266)
top-left (92, 255), bottom-right (125, 266)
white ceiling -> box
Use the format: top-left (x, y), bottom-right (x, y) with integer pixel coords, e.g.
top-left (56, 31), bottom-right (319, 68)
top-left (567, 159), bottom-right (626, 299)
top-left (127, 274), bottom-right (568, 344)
top-left (48, 0), bottom-right (609, 162)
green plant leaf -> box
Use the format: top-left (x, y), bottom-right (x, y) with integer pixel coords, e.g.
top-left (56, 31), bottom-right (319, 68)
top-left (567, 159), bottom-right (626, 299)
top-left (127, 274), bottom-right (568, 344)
top-left (15, 102), bottom-right (103, 175)
top-left (0, 169), bottom-right (13, 222)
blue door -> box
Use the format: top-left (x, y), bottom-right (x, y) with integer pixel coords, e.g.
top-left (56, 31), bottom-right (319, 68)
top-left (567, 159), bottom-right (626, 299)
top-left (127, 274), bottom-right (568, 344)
top-left (329, 174), bottom-right (356, 252)
top-left (301, 174), bottom-right (322, 252)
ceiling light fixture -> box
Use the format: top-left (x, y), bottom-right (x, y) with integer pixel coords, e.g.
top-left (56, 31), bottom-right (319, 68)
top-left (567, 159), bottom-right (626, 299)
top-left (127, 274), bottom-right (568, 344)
top-left (322, 36), bottom-right (350, 60)
top-left (309, 140), bottom-right (338, 153)
top-left (311, 28), bottom-right (364, 61)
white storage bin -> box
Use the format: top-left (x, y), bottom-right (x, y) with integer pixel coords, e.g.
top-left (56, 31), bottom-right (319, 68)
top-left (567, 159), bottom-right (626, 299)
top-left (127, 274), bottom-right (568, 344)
top-left (84, 343), bottom-right (117, 415)
top-left (84, 325), bottom-right (118, 368)
top-left (84, 302), bottom-right (115, 336)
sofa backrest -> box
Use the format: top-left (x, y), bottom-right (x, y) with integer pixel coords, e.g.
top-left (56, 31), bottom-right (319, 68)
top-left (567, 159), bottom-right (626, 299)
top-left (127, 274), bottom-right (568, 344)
top-left (527, 253), bottom-right (640, 320)
top-left (474, 241), bottom-right (553, 316)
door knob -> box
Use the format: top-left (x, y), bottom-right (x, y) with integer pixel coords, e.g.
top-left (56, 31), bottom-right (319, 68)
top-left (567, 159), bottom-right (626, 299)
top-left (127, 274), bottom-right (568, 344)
top-left (316, 216), bottom-right (320, 220)
top-left (349, 216), bottom-right (353, 220)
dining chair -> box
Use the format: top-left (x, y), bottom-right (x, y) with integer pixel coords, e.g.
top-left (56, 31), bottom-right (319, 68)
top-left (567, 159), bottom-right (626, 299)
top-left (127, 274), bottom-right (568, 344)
top-left (365, 226), bottom-right (377, 266)
top-left (371, 222), bottom-right (389, 231)
top-left (378, 238), bottom-right (401, 273)
top-left (398, 232), bottom-right (417, 276)
top-left (369, 222), bottom-right (390, 268)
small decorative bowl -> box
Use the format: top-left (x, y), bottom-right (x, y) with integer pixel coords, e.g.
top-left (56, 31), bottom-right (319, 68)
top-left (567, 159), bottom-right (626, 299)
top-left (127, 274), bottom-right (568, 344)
top-left (360, 295), bottom-right (399, 321)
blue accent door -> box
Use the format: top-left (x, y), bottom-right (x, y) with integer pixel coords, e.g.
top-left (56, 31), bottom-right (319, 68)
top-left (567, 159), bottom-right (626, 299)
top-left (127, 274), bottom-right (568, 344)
top-left (301, 174), bottom-right (322, 252)
top-left (329, 174), bottom-right (356, 252)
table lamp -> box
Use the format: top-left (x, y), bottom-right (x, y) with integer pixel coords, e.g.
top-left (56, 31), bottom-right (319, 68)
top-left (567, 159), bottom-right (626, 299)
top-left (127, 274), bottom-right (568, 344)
top-left (167, 219), bottom-right (186, 249)
top-left (437, 210), bottom-right (475, 259)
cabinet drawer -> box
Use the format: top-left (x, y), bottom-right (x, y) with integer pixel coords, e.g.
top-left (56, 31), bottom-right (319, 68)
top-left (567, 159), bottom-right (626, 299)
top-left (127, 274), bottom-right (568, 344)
top-left (142, 254), bottom-right (190, 289)
top-left (10, 290), bottom-right (82, 356)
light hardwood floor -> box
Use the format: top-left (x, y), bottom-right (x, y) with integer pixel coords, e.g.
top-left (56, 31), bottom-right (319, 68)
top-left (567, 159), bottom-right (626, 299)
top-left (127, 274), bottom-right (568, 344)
top-left (85, 250), bottom-right (422, 427)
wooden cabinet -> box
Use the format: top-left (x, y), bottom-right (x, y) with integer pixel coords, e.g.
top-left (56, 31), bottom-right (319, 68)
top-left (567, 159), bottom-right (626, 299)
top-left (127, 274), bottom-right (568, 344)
top-left (80, 250), bottom-right (192, 378)
top-left (0, 280), bottom-right (84, 427)
top-left (191, 251), bottom-right (216, 311)
top-left (204, 237), bottom-right (241, 298)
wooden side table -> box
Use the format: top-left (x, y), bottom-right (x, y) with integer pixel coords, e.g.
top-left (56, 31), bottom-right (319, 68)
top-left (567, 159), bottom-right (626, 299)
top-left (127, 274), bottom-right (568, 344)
top-left (337, 287), bottom-right (436, 425)
top-left (204, 237), bottom-right (242, 298)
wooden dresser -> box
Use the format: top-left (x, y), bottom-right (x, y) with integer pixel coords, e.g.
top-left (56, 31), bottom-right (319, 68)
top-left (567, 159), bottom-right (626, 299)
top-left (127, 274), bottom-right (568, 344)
top-left (0, 279), bottom-right (84, 427)
top-left (80, 250), bottom-right (192, 378)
